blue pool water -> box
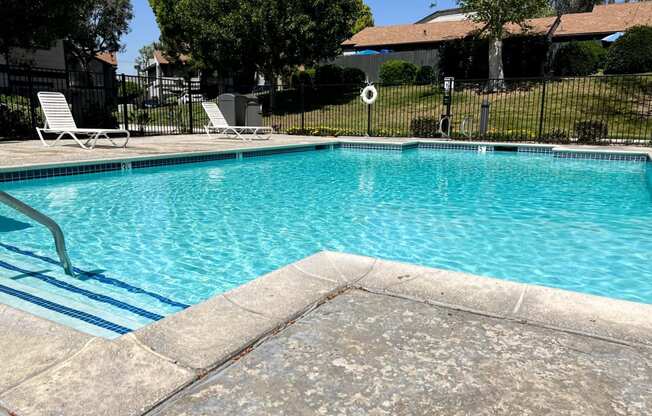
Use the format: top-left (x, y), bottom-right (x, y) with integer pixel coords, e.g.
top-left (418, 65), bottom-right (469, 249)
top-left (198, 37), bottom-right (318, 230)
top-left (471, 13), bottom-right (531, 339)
top-left (1, 148), bottom-right (651, 337)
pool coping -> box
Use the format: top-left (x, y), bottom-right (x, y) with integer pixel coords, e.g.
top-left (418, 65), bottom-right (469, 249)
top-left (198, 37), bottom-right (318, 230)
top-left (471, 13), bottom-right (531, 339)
top-left (1, 251), bottom-right (651, 416)
top-left (0, 138), bottom-right (649, 183)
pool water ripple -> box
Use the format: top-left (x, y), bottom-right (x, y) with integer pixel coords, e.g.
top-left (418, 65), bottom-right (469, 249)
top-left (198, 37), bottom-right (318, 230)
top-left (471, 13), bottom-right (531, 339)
top-left (0, 148), bottom-right (651, 320)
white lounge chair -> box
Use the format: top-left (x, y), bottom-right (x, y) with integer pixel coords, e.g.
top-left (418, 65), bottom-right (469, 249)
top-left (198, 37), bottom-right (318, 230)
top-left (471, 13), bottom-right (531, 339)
top-left (36, 91), bottom-right (130, 149)
top-left (202, 101), bottom-right (273, 141)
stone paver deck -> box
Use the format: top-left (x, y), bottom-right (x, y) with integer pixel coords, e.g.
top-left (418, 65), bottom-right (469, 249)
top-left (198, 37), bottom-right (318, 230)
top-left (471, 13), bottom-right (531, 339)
top-left (153, 289), bottom-right (652, 416)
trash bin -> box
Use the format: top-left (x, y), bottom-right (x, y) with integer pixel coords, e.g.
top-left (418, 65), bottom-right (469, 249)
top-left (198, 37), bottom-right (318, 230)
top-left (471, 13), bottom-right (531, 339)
top-left (219, 93), bottom-right (262, 126)
top-left (217, 94), bottom-right (237, 126)
top-left (244, 97), bottom-right (263, 126)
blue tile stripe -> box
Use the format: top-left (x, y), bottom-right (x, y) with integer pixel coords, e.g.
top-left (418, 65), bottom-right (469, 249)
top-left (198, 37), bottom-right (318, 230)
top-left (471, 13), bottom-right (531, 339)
top-left (340, 143), bottom-right (404, 151)
top-left (0, 260), bottom-right (163, 321)
top-left (0, 282), bottom-right (131, 335)
top-left (0, 163), bottom-right (122, 183)
top-left (131, 152), bottom-right (237, 168)
top-left (0, 243), bottom-right (189, 309)
top-left (242, 146), bottom-right (316, 158)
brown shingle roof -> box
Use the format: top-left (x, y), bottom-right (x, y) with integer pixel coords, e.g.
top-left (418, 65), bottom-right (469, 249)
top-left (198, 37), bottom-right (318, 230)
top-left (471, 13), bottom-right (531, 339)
top-left (95, 52), bottom-right (117, 66)
top-left (153, 50), bottom-right (190, 65)
top-left (344, 2), bottom-right (652, 49)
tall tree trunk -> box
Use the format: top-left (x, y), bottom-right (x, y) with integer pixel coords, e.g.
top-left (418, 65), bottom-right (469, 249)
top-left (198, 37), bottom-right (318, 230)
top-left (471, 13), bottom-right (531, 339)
top-left (488, 36), bottom-right (505, 90)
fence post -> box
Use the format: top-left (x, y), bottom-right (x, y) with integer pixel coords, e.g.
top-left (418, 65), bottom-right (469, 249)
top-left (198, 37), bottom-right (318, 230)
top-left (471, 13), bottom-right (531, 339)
top-left (367, 103), bottom-right (372, 137)
top-left (27, 67), bottom-right (37, 131)
top-left (121, 74), bottom-right (129, 132)
top-left (300, 83), bottom-right (305, 131)
top-left (187, 79), bottom-right (194, 134)
top-left (537, 77), bottom-right (548, 141)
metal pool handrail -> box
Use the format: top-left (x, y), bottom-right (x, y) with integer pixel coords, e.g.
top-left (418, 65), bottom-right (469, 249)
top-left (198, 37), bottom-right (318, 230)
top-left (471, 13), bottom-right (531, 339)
top-left (0, 191), bottom-right (74, 276)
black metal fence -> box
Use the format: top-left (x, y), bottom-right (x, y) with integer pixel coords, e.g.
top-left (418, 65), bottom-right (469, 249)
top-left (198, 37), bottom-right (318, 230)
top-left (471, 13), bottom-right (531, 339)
top-left (1, 64), bottom-right (651, 146)
top-left (267, 75), bottom-right (652, 146)
top-left (0, 65), bottom-right (118, 139)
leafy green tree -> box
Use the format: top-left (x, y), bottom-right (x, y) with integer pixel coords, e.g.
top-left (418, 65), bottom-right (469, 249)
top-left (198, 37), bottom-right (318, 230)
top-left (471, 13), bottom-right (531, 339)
top-left (352, 0), bottom-right (374, 34)
top-left (604, 25), bottom-right (652, 75)
top-left (66, 0), bottom-right (134, 72)
top-left (134, 43), bottom-right (160, 74)
top-left (149, 0), bottom-right (361, 85)
top-left (456, 0), bottom-right (549, 86)
top-left (0, 0), bottom-right (78, 61)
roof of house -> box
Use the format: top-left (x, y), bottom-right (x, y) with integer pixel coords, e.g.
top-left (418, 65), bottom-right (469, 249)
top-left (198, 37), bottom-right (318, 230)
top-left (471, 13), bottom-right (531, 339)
top-left (415, 7), bottom-right (465, 24)
top-left (94, 52), bottom-right (117, 66)
top-left (153, 50), bottom-right (190, 65)
top-left (344, 2), bottom-right (652, 49)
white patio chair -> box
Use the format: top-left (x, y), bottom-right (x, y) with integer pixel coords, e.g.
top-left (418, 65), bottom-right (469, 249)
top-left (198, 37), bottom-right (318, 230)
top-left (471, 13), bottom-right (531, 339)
top-left (36, 92), bottom-right (130, 149)
top-left (202, 101), bottom-right (273, 141)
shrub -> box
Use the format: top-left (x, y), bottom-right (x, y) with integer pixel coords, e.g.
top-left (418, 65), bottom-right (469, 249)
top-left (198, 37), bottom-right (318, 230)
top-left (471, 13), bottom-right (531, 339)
top-left (286, 126), bottom-right (361, 137)
top-left (315, 65), bottom-right (343, 85)
top-left (128, 109), bottom-right (151, 135)
top-left (540, 128), bottom-right (570, 144)
top-left (120, 80), bottom-right (145, 98)
top-left (410, 116), bottom-right (441, 138)
top-left (291, 70), bottom-right (314, 88)
top-left (575, 120), bottom-right (608, 144)
top-left (81, 104), bottom-right (118, 129)
top-left (379, 60), bottom-right (418, 85)
top-left (415, 66), bottom-right (435, 85)
top-left (341, 67), bottom-right (366, 85)
top-left (552, 41), bottom-right (607, 76)
top-left (604, 26), bottom-right (652, 75)
top-left (0, 103), bottom-right (34, 139)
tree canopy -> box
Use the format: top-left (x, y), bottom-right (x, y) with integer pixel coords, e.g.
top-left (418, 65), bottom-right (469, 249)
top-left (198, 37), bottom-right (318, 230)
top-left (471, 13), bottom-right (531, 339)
top-left (66, 0), bottom-right (134, 69)
top-left (0, 0), bottom-right (78, 58)
top-left (1, 0), bottom-right (133, 70)
top-left (134, 42), bottom-right (160, 74)
top-left (149, 0), bottom-right (363, 83)
top-left (456, 0), bottom-right (549, 82)
top-left (352, 0), bottom-right (374, 34)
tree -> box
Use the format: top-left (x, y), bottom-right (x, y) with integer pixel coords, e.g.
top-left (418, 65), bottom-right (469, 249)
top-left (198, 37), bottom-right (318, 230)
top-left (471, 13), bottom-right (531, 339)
top-left (149, 0), bottom-right (361, 86)
top-left (0, 0), bottom-right (78, 62)
top-left (134, 43), bottom-right (160, 74)
top-left (66, 0), bottom-right (134, 72)
top-left (604, 25), bottom-right (652, 74)
top-left (456, 0), bottom-right (549, 86)
top-left (352, 0), bottom-right (374, 34)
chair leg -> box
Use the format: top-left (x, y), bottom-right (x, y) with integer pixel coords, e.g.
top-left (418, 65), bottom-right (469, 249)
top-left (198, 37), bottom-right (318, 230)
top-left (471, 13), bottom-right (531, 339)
top-left (68, 132), bottom-right (90, 150)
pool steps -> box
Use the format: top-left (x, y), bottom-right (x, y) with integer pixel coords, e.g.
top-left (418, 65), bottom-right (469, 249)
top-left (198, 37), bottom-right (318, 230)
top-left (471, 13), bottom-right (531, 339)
top-left (0, 243), bottom-right (187, 338)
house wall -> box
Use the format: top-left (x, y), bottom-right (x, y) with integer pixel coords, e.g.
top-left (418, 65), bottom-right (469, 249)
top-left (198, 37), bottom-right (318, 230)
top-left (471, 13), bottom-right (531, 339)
top-left (331, 49), bottom-right (440, 82)
top-left (0, 40), bottom-right (67, 70)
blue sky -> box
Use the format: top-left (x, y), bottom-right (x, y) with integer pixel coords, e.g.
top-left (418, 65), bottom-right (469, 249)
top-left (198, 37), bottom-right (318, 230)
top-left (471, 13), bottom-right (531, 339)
top-left (117, 0), bottom-right (457, 74)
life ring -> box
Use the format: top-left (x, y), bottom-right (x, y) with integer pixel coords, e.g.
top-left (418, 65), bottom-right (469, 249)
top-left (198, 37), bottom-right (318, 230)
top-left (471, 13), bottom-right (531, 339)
top-left (361, 85), bottom-right (378, 105)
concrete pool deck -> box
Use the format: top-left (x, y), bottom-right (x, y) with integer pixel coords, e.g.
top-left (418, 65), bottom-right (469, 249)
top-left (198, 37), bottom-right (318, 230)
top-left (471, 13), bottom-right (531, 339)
top-left (0, 252), bottom-right (651, 416)
top-left (0, 134), bottom-right (651, 171)
top-left (1, 135), bottom-right (652, 415)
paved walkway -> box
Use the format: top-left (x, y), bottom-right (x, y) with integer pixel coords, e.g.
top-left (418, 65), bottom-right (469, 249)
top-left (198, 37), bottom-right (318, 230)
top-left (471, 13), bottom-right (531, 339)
top-left (153, 289), bottom-right (652, 416)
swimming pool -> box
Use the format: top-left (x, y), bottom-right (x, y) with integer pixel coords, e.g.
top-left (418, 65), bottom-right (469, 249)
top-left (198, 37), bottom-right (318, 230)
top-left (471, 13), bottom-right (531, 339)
top-left (1, 146), bottom-right (651, 337)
